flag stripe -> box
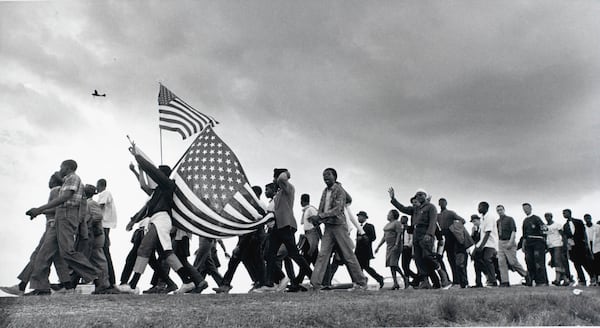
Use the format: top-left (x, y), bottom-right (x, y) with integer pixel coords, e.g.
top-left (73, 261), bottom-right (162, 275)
top-left (170, 98), bottom-right (213, 127)
top-left (172, 197), bottom-right (269, 236)
top-left (158, 84), bottom-right (218, 139)
top-left (171, 210), bottom-right (251, 238)
top-left (233, 193), bottom-right (262, 220)
top-left (244, 184), bottom-right (267, 213)
top-left (159, 117), bottom-right (194, 137)
top-left (173, 180), bottom-right (253, 227)
top-left (173, 97), bottom-right (218, 126)
top-left (158, 124), bottom-right (187, 139)
top-left (159, 107), bottom-right (200, 134)
top-left (161, 102), bottom-right (204, 132)
top-left (170, 126), bottom-right (269, 237)
top-left (172, 196), bottom-right (262, 234)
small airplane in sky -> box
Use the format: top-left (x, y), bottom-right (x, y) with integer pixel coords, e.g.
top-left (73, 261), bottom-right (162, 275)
top-left (92, 90), bottom-right (106, 97)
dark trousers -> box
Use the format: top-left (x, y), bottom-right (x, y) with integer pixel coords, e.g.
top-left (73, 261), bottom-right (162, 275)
top-left (358, 257), bottom-right (383, 284)
top-left (455, 250), bottom-right (468, 287)
top-left (569, 246), bottom-right (594, 283)
top-left (265, 226), bottom-right (312, 286)
top-left (442, 229), bottom-right (458, 283)
top-left (474, 247), bottom-right (496, 285)
top-left (413, 228), bottom-right (439, 284)
top-left (401, 246), bottom-right (418, 280)
top-left (524, 238), bottom-right (548, 284)
top-left (222, 235), bottom-right (253, 286)
top-left (120, 228), bottom-right (144, 284)
top-left (193, 238), bottom-right (223, 286)
top-left (103, 228), bottom-right (116, 286)
top-left (174, 236), bottom-right (205, 285)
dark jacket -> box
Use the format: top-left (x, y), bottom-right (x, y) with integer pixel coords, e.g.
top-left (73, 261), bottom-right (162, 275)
top-left (135, 154), bottom-right (175, 218)
top-left (355, 222), bottom-right (376, 260)
top-left (564, 218), bottom-right (588, 248)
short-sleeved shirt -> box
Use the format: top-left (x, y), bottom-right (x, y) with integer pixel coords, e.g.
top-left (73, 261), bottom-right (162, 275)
top-left (59, 173), bottom-right (84, 207)
top-left (497, 215), bottom-right (517, 241)
top-left (403, 226), bottom-right (413, 247)
top-left (301, 205), bottom-right (318, 231)
top-left (546, 221), bottom-right (563, 248)
top-left (587, 224), bottom-right (600, 254)
top-left (477, 212), bottom-right (498, 250)
top-left (97, 190), bottom-right (117, 229)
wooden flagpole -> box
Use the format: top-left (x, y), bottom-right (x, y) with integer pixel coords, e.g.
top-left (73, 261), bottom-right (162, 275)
top-left (159, 128), bottom-right (164, 165)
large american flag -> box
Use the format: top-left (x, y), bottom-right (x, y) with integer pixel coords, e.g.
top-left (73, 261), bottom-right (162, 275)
top-left (158, 84), bottom-right (219, 140)
top-left (171, 125), bottom-right (270, 238)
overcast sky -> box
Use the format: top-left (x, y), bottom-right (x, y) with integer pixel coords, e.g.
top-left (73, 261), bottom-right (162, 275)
top-left (1, 1), bottom-right (599, 292)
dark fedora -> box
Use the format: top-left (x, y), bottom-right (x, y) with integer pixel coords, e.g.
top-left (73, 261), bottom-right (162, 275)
top-left (356, 211), bottom-right (368, 218)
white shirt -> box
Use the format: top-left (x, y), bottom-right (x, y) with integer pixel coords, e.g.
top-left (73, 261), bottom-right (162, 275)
top-left (301, 205), bottom-right (318, 231)
top-left (545, 221), bottom-right (563, 248)
top-left (96, 189), bottom-right (117, 229)
top-left (477, 212), bottom-right (498, 250)
top-left (586, 223), bottom-right (600, 254)
top-left (403, 228), bottom-right (412, 247)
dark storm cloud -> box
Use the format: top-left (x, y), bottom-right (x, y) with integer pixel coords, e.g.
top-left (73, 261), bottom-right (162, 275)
top-left (1, 0), bottom-right (598, 200)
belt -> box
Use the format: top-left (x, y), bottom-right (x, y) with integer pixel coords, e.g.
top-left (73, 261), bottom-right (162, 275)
top-left (526, 236), bottom-right (544, 240)
top-left (58, 205), bottom-right (80, 209)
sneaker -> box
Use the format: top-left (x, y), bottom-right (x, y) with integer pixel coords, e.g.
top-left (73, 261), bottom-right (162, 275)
top-left (249, 284), bottom-right (263, 293)
top-left (188, 281), bottom-right (209, 294)
top-left (24, 289), bottom-right (51, 296)
top-left (213, 285), bottom-right (233, 294)
top-left (117, 284), bottom-right (140, 295)
top-left (160, 284), bottom-right (178, 294)
top-left (176, 282), bottom-right (196, 294)
top-left (52, 287), bottom-right (75, 296)
top-left (347, 283), bottom-right (368, 292)
top-left (253, 285), bottom-right (278, 293)
top-left (0, 285), bottom-right (24, 296)
top-left (276, 277), bottom-right (290, 292)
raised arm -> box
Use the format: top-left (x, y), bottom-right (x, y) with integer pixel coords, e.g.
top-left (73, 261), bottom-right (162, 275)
top-left (388, 187), bottom-right (414, 216)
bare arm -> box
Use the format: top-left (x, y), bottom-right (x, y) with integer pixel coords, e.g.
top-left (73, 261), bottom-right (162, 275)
top-left (478, 231), bottom-right (491, 251)
top-left (27, 190), bottom-right (74, 218)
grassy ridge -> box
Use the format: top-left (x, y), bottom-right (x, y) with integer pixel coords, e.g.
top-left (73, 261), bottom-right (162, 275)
top-left (1, 286), bottom-right (600, 327)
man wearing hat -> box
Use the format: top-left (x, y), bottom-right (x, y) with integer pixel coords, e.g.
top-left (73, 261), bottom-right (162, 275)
top-left (388, 187), bottom-right (451, 289)
top-left (355, 211), bottom-right (384, 288)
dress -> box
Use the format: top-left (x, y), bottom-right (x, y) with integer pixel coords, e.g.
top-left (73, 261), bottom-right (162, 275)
top-left (384, 220), bottom-right (403, 267)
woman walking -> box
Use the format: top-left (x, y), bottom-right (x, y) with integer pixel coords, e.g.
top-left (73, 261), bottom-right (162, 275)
top-left (376, 209), bottom-right (405, 289)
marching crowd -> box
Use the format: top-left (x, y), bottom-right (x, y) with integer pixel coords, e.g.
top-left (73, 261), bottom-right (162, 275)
top-left (2, 151), bottom-right (599, 296)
